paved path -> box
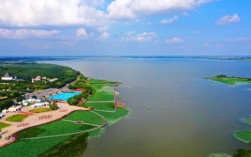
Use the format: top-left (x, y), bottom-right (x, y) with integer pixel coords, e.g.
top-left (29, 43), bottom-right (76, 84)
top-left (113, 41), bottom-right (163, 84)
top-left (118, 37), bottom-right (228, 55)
top-left (0, 103), bottom-right (91, 147)
top-left (85, 101), bottom-right (114, 103)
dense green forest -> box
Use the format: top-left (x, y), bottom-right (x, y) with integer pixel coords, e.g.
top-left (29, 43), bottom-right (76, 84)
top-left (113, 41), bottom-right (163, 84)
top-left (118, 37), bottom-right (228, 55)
top-left (0, 63), bottom-right (79, 109)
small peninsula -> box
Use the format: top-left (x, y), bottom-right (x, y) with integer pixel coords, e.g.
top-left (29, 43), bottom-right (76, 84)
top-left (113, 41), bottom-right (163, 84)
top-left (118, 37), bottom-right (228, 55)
top-left (208, 74), bottom-right (251, 86)
top-left (0, 63), bottom-right (129, 157)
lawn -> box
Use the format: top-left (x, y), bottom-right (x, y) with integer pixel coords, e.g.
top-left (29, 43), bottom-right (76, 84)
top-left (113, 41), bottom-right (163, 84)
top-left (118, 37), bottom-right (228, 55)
top-left (6, 114), bottom-right (28, 122)
top-left (88, 91), bottom-right (114, 101)
top-left (0, 122), bottom-right (10, 130)
top-left (233, 130), bottom-right (251, 143)
top-left (29, 108), bottom-right (51, 113)
top-left (88, 79), bottom-right (119, 85)
top-left (96, 108), bottom-right (129, 124)
top-left (64, 111), bottom-right (104, 125)
top-left (84, 102), bottom-right (115, 111)
top-left (0, 111), bottom-right (104, 157)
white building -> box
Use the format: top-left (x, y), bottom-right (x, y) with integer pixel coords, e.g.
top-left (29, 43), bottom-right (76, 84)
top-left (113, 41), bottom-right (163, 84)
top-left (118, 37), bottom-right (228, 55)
top-left (0, 112), bottom-right (4, 118)
top-left (1, 73), bottom-right (16, 81)
top-left (8, 106), bottom-right (22, 112)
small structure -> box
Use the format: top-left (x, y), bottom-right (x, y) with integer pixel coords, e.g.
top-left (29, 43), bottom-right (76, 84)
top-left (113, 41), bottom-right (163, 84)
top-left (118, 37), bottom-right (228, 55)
top-left (0, 112), bottom-right (4, 118)
top-left (48, 78), bottom-right (58, 82)
top-left (31, 101), bottom-right (49, 108)
top-left (8, 106), bottom-right (22, 112)
top-left (32, 76), bottom-right (42, 83)
top-left (2, 109), bottom-right (8, 114)
top-left (1, 73), bottom-right (16, 81)
top-left (75, 88), bottom-right (83, 91)
top-left (114, 91), bottom-right (126, 108)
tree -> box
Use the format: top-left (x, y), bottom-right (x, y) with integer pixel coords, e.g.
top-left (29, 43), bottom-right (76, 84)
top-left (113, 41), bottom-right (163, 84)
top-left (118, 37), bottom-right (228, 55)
top-left (68, 98), bottom-right (78, 105)
top-left (49, 102), bottom-right (58, 110)
top-left (16, 96), bottom-right (24, 102)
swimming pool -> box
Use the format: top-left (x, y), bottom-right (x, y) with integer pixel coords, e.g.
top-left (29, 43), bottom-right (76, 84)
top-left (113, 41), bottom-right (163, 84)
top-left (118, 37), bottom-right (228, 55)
top-left (49, 92), bottom-right (81, 101)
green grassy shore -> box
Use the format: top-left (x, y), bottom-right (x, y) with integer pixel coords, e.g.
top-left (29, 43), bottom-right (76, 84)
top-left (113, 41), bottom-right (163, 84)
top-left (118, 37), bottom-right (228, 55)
top-left (208, 74), bottom-right (251, 86)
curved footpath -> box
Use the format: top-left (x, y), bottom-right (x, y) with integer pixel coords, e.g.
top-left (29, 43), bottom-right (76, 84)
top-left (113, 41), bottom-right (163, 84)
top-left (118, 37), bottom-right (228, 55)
top-left (20, 110), bottom-right (107, 140)
top-left (0, 103), bottom-right (91, 148)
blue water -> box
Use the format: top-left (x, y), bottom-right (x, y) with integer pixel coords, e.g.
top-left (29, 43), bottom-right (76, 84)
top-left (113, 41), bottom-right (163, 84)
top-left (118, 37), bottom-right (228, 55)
top-left (49, 92), bottom-right (81, 101)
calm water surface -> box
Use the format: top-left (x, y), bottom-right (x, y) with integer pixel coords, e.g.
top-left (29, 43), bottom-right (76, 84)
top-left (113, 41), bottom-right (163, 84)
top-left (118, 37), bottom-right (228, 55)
top-left (48, 58), bottom-right (251, 157)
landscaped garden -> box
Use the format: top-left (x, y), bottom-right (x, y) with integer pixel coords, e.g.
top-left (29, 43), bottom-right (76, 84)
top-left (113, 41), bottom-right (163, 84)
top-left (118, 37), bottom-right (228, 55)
top-left (6, 114), bottom-right (28, 122)
top-left (0, 122), bottom-right (10, 130)
top-left (29, 108), bottom-right (51, 113)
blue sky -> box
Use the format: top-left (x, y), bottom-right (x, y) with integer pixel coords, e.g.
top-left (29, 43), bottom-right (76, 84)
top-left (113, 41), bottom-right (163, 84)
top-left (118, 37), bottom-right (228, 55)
top-left (0, 0), bottom-right (250, 56)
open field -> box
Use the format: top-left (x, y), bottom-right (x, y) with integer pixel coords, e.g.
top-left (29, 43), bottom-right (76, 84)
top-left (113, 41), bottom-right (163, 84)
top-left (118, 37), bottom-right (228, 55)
top-left (6, 114), bottom-right (28, 122)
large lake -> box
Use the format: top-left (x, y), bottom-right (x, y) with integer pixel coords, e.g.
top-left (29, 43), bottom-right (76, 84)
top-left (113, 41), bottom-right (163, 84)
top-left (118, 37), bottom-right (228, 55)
top-left (48, 57), bottom-right (251, 157)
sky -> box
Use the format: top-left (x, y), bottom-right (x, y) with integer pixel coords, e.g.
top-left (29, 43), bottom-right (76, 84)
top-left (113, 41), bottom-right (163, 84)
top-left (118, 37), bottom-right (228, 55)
top-left (0, 0), bottom-right (250, 56)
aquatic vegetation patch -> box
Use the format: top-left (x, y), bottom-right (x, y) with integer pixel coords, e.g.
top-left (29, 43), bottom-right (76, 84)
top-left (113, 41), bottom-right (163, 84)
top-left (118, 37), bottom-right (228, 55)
top-left (6, 114), bottom-right (28, 122)
top-left (208, 153), bottom-right (232, 157)
top-left (233, 130), bottom-right (251, 143)
top-left (0, 135), bottom-right (71, 157)
top-left (38, 133), bottom-right (88, 157)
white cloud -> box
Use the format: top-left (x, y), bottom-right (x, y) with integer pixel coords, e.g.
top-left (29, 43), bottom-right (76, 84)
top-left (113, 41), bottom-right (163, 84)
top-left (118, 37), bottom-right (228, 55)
top-left (100, 31), bottom-right (110, 40)
top-left (161, 16), bottom-right (178, 24)
top-left (108, 0), bottom-right (210, 19)
top-left (226, 37), bottom-right (248, 42)
top-left (0, 0), bottom-right (107, 27)
top-left (166, 37), bottom-right (184, 44)
top-left (122, 32), bottom-right (157, 42)
top-left (76, 28), bottom-right (88, 38)
top-left (217, 14), bottom-right (240, 25)
top-left (0, 28), bottom-right (60, 39)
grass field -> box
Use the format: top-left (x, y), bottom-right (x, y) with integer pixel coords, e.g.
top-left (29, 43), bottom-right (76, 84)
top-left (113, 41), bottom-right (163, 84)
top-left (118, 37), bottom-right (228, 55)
top-left (88, 91), bottom-right (114, 101)
top-left (96, 108), bottom-right (129, 124)
top-left (233, 130), bottom-right (251, 143)
top-left (29, 108), bottom-right (51, 113)
top-left (88, 79), bottom-right (119, 85)
top-left (84, 102), bottom-right (115, 111)
top-left (0, 122), bottom-right (10, 130)
top-left (6, 114), bottom-right (28, 122)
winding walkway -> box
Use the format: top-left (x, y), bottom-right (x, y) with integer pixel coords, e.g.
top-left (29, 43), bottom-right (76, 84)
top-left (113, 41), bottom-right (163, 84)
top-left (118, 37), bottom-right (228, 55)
top-left (20, 111), bottom-right (107, 140)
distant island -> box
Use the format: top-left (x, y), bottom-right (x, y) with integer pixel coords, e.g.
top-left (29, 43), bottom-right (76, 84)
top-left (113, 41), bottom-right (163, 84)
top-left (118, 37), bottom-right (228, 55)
top-left (0, 63), bottom-right (129, 157)
top-left (208, 74), bottom-right (251, 86)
